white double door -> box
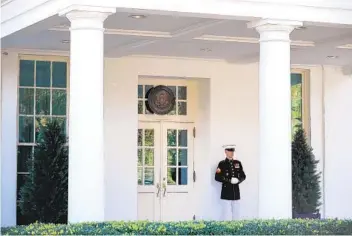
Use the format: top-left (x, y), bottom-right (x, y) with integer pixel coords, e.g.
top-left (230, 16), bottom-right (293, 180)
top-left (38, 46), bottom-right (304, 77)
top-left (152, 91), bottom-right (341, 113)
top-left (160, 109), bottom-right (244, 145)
top-left (137, 121), bottom-right (194, 221)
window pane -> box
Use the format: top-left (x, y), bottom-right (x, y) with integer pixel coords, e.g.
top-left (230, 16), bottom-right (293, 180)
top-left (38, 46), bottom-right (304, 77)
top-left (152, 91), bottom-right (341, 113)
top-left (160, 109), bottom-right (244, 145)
top-left (138, 167), bottom-right (142, 185)
top-left (138, 148), bottom-right (142, 166)
top-left (19, 88), bottom-right (34, 115)
top-left (179, 167), bottom-right (188, 185)
top-left (291, 73), bottom-right (302, 86)
top-left (19, 60), bottom-right (34, 86)
top-left (167, 86), bottom-right (176, 97)
top-left (145, 148), bottom-right (154, 166)
top-left (17, 174), bottom-right (28, 200)
top-left (17, 146), bottom-right (32, 172)
top-left (52, 90), bottom-right (67, 115)
top-left (138, 101), bottom-right (143, 114)
top-left (291, 73), bottom-right (303, 137)
top-left (35, 117), bottom-right (50, 142)
top-left (138, 85), bottom-right (143, 98)
top-left (52, 117), bottom-right (66, 136)
top-left (145, 104), bottom-right (153, 114)
top-left (52, 62), bottom-right (67, 88)
top-left (36, 89), bottom-right (50, 115)
top-left (167, 168), bottom-right (176, 185)
top-left (167, 149), bottom-right (177, 166)
top-left (144, 129), bottom-right (154, 146)
top-left (144, 168), bottom-right (154, 185)
top-left (178, 102), bottom-right (187, 115)
top-left (145, 85), bottom-right (153, 98)
top-left (137, 129), bottom-right (142, 146)
top-left (178, 149), bottom-right (188, 166)
top-left (178, 86), bottom-right (187, 100)
top-left (19, 117), bottom-right (34, 143)
top-left (169, 103), bottom-right (176, 115)
top-left (178, 130), bottom-right (187, 147)
top-left (167, 129), bottom-right (176, 146)
top-left (36, 61), bottom-right (51, 87)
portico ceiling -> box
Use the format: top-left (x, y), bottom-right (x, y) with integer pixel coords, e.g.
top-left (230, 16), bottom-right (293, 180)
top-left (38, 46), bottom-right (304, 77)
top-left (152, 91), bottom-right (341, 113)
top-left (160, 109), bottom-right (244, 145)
top-left (1, 11), bottom-right (352, 66)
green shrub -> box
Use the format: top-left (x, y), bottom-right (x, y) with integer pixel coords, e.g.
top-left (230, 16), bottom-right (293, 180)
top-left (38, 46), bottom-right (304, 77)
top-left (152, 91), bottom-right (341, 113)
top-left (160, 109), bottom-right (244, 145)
top-left (292, 128), bottom-right (321, 215)
top-left (2, 219), bottom-right (352, 235)
top-left (18, 120), bottom-right (68, 224)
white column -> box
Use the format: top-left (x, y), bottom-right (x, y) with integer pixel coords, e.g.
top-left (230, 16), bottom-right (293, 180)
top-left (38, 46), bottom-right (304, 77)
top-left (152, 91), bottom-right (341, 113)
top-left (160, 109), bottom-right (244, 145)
top-left (60, 6), bottom-right (115, 223)
top-left (1, 52), bottom-right (18, 227)
top-left (249, 19), bottom-right (302, 219)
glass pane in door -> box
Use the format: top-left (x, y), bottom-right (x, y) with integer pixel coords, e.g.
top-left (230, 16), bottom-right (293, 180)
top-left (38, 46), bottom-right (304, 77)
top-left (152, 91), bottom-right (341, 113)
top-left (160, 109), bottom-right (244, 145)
top-left (137, 128), bottom-right (155, 185)
top-left (166, 129), bottom-right (188, 185)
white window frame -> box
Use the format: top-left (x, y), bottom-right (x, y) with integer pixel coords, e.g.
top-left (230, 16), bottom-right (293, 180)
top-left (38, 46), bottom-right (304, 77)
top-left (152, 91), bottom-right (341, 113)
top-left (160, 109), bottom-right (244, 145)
top-left (291, 68), bottom-right (311, 141)
top-left (16, 55), bottom-right (69, 173)
top-left (138, 77), bottom-right (197, 123)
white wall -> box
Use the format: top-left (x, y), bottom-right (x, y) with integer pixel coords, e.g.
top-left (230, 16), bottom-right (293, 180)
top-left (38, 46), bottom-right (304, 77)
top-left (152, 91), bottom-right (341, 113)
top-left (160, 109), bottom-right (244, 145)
top-left (103, 57), bottom-right (352, 220)
top-left (103, 56), bottom-right (260, 220)
top-left (1, 54), bottom-right (352, 226)
top-left (323, 66), bottom-right (352, 219)
top-left (103, 58), bottom-right (139, 220)
top-left (208, 62), bottom-right (259, 219)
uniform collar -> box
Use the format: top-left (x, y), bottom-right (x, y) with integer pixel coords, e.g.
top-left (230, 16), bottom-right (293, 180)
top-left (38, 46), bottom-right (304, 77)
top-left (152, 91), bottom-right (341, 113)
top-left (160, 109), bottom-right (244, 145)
top-left (225, 158), bottom-right (234, 162)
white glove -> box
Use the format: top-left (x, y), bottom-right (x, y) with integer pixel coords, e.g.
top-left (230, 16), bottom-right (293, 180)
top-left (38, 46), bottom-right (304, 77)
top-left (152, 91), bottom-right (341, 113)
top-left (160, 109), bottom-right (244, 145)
top-left (231, 177), bottom-right (239, 184)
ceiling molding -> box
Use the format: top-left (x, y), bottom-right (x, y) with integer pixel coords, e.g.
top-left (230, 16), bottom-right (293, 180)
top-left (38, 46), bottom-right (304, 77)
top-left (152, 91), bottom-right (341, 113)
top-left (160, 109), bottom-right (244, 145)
top-left (107, 20), bottom-right (228, 57)
top-left (169, 19), bottom-right (227, 38)
top-left (50, 26), bottom-right (315, 48)
top-left (337, 44), bottom-right (352, 50)
top-left (107, 29), bottom-right (170, 38)
top-left (1, 47), bottom-right (69, 56)
top-left (121, 54), bottom-right (227, 63)
top-left (194, 35), bottom-right (258, 44)
top-left (49, 27), bottom-right (172, 38)
top-left (194, 35), bottom-right (315, 47)
top-left (50, 20), bottom-right (227, 39)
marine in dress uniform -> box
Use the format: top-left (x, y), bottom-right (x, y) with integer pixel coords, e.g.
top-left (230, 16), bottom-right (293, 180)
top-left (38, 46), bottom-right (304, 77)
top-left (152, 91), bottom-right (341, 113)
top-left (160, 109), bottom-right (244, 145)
top-left (215, 144), bottom-right (246, 220)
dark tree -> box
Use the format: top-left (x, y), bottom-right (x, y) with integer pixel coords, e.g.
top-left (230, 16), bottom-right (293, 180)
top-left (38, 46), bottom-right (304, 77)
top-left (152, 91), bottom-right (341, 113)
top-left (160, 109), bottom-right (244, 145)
top-left (19, 120), bottom-right (68, 224)
top-left (292, 128), bottom-right (321, 215)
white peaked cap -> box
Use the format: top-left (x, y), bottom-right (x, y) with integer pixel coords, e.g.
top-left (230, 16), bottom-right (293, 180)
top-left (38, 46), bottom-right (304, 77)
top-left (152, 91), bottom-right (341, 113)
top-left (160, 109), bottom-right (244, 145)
top-left (222, 144), bottom-right (236, 149)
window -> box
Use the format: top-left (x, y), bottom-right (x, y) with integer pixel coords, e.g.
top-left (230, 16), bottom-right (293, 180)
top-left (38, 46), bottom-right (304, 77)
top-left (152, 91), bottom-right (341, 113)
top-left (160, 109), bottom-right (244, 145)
top-left (291, 72), bottom-right (309, 138)
top-left (138, 84), bottom-right (187, 115)
top-left (17, 57), bottom-right (68, 223)
top-left (166, 129), bottom-right (188, 185)
top-left (137, 128), bottom-right (155, 185)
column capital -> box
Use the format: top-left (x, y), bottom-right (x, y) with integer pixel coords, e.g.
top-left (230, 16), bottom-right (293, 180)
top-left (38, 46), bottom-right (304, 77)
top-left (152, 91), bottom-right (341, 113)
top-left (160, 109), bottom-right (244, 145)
top-left (248, 18), bottom-right (302, 33)
top-left (248, 19), bottom-right (302, 42)
top-left (59, 5), bottom-right (116, 28)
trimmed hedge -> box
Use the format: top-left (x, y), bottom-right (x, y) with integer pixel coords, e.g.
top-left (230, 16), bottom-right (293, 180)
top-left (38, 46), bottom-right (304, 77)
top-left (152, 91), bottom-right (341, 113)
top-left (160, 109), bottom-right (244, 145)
top-left (2, 219), bottom-right (352, 235)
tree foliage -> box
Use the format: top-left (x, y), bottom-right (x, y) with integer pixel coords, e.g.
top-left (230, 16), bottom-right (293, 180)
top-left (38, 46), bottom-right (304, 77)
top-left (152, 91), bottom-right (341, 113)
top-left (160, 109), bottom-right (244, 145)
top-left (292, 128), bottom-right (321, 214)
top-left (19, 120), bottom-right (68, 224)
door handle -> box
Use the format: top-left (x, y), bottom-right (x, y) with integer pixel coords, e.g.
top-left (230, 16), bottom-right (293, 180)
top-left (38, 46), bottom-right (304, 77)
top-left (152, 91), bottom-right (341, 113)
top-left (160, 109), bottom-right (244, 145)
top-left (156, 183), bottom-right (161, 197)
top-left (162, 181), bottom-right (167, 197)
